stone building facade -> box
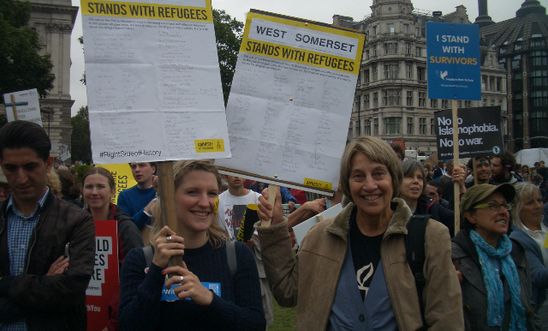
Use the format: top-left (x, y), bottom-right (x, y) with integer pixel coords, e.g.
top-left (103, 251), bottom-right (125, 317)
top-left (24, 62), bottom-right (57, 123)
top-left (29, 0), bottom-right (78, 161)
top-left (334, 0), bottom-right (507, 156)
top-left (480, 0), bottom-right (548, 151)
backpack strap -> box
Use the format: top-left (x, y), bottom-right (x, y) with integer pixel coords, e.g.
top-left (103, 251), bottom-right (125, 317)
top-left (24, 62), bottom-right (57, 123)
top-left (226, 240), bottom-right (238, 277)
top-left (405, 214), bottom-right (429, 330)
top-left (143, 245), bottom-right (154, 267)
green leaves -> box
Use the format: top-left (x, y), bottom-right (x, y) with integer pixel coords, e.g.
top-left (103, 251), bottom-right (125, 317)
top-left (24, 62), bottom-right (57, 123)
top-left (213, 9), bottom-right (243, 105)
top-left (0, 0), bottom-right (54, 98)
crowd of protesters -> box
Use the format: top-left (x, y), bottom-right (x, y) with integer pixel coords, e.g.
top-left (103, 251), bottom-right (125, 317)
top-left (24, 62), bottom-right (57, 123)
top-left (2, 120), bottom-right (548, 330)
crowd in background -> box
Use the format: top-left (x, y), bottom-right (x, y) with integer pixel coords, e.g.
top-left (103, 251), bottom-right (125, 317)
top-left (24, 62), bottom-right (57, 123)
top-left (2, 120), bottom-right (548, 330)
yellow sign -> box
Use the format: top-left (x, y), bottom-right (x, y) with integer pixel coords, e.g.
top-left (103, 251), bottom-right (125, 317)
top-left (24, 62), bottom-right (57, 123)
top-left (304, 178), bottom-right (333, 191)
top-left (98, 163), bottom-right (137, 204)
top-left (544, 232), bottom-right (548, 249)
top-left (240, 38), bottom-right (358, 74)
top-left (81, 0), bottom-right (213, 22)
top-left (194, 139), bottom-right (225, 153)
top-left (240, 11), bottom-right (365, 75)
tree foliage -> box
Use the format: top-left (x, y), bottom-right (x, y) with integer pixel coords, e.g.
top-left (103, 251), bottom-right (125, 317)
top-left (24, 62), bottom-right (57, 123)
top-left (0, 0), bottom-right (55, 98)
top-left (213, 9), bottom-right (243, 104)
top-left (71, 106), bottom-right (92, 163)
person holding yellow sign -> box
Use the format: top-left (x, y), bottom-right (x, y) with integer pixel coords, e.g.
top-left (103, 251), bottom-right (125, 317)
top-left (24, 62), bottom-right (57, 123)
top-left (119, 161), bottom-right (265, 331)
top-left (257, 136), bottom-right (462, 330)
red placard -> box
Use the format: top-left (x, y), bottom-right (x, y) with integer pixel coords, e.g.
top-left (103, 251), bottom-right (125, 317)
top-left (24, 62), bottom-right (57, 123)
top-left (86, 220), bottom-right (119, 331)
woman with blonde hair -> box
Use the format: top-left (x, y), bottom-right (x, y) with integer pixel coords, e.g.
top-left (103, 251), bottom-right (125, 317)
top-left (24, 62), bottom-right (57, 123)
top-left (119, 160), bottom-right (265, 331)
top-left (257, 136), bottom-right (462, 330)
top-left (510, 182), bottom-right (548, 327)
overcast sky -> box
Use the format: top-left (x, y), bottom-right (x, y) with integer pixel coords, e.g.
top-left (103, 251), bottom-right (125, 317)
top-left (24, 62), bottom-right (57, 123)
top-left (69, 0), bottom-right (546, 115)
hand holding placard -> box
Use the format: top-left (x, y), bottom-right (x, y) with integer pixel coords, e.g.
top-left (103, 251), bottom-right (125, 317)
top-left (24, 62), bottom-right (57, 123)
top-left (258, 186), bottom-right (283, 227)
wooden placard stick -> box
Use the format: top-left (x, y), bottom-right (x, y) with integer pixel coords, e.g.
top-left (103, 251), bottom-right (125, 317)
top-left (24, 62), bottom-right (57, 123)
top-left (261, 181), bottom-right (280, 228)
top-left (9, 95), bottom-right (18, 120)
top-left (472, 157), bottom-right (478, 186)
top-left (157, 161), bottom-right (183, 266)
top-left (452, 100), bottom-right (461, 234)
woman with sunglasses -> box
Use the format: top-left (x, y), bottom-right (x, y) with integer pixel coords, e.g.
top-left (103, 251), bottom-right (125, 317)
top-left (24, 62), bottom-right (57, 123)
top-left (452, 183), bottom-right (536, 330)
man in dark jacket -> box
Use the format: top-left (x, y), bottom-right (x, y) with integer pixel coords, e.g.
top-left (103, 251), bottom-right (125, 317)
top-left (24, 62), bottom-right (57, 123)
top-left (0, 121), bottom-right (95, 330)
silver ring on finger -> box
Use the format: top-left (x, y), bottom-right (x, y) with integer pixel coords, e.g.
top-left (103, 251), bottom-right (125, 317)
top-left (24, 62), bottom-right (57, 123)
top-left (179, 275), bottom-right (184, 283)
top-left (166, 235), bottom-right (172, 242)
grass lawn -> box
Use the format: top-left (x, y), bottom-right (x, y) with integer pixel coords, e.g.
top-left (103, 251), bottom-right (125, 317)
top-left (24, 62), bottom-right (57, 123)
top-left (269, 301), bottom-right (296, 331)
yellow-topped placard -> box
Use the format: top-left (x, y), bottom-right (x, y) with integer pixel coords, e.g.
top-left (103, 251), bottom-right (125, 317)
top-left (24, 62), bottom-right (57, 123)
top-left (81, 0), bottom-right (212, 22)
top-left (304, 178), bottom-right (333, 191)
top-left (194, 139), bottom-right (225, 153)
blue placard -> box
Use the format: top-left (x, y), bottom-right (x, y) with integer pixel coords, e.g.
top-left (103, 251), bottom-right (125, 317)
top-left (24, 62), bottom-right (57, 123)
top-left (426, 22), bottom-right (481, 100)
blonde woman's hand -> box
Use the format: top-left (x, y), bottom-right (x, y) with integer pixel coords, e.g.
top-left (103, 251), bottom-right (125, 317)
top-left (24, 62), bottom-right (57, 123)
top-left (163, 265), bottom-right (213, 306)
top-left (151, 226), bottom-right (184, 268)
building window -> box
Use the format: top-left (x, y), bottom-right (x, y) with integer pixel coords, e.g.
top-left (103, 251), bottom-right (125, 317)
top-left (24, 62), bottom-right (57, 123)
top-left (418, 91), bottom-right (426, 107)
top-left (416, 47), bottom-right (422, 57)
top-left (384, 42), bottom-right (398, 55)
top-left (364, 120), bottom-right (371, 135)
top-left (383, 89), bottom-right (401, 106)
top-left (407, 117), bottom-right (414, 134)
top-left (387, 23), bottom-right (395, 34)
top-left (417, 66), bottom-right (426, 81)
top-left (482, 75), bottom-right (487, 90)
top-left (496, 77), bottom-right (502, 92)
top-left (373, 92), bottom-right (379, 108)
top-left (430, 99), bottom-right (438, 108)
top-left (384, 117), bottom-right (401, 135)
top-left (442, 99), bottom-right (449, 108)
top-left (531, 70), bottom-right (548, 88)
top-left (405, 42), bottom-right (412, 55)
top-left (407, 91), bottom-right (413, 106)
top-left (373, 118), bottom-right (379, 135)
top-left (404, 24), bottom-right (409, 34)
top-left (465, 100), bottom-right (472, 108)
top-left (419, 118), bottom-right (427, 135)
top-left (372, 26), bottom-right (377, 36)
top-left (512, 55), bottom-right (521, 70)
top-left (384, 63), bottom-right (399, 79)
top-left (531, 90), bottom-right (548, 107)
top-left (372, 64), bottom-right (378, 80)
top-left (364, 69), bottom-right (370, 83)
top-left (406, 63), bottom-right (413, 79)
top-left (530, 36), bottom-right (546, 49)
top-left (430, 118), bottom-right (435, 135)
top-left (372, 46), bottom-right (377, 57)
top-left (363, 94), bottom-right (370, 110)
top-left (531, 51), bottom-right (548, 66)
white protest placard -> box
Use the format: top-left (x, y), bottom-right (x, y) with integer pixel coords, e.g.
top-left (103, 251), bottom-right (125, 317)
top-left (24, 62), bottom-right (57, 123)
top-left (215, 10), bottom-right (364, 193)
top-left (3, 88), bottom-right (43, 126)
top-left (293, 203), bottom-right (342, 246)
top-left (81, 0), bottom-right (230, 163)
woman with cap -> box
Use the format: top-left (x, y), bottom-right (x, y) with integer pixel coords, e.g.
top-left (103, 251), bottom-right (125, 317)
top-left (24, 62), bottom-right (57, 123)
top-left (509, 183), bottom-right (548, 327)
top-left (452, 183), bottom-right (536, 330)
top-left (257, 136), bottom-right (463, 330)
